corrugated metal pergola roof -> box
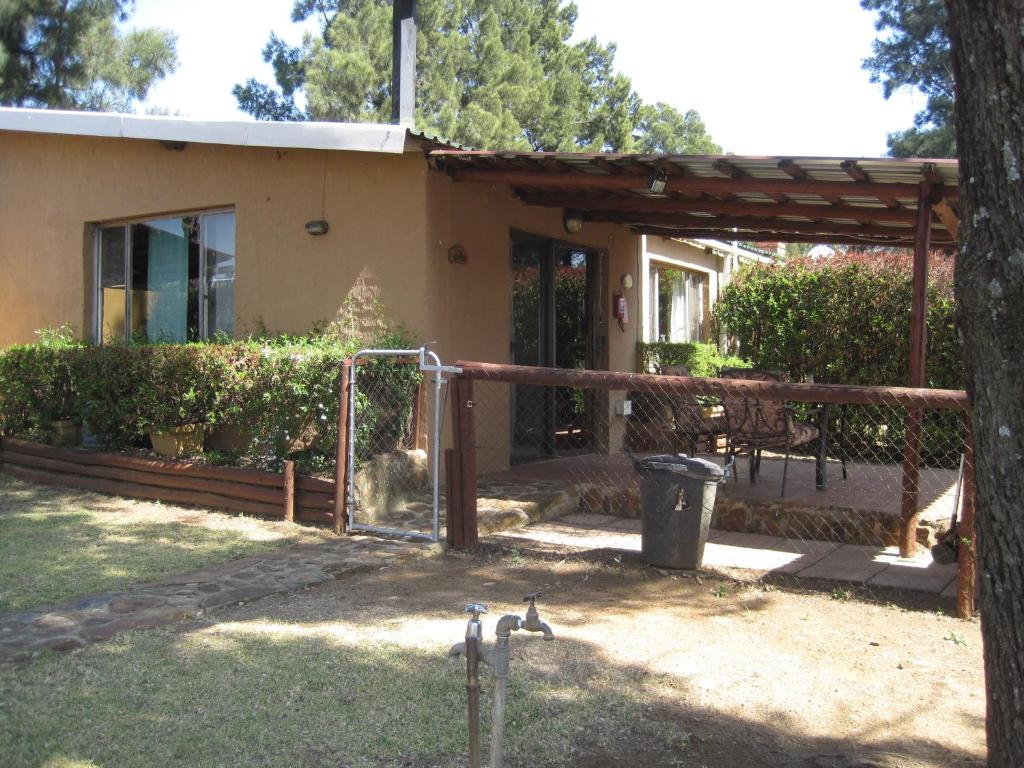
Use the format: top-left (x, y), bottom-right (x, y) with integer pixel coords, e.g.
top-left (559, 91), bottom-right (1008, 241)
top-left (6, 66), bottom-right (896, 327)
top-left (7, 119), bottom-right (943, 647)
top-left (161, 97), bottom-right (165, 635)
top-left (428, 150), bottom-right (960, 247)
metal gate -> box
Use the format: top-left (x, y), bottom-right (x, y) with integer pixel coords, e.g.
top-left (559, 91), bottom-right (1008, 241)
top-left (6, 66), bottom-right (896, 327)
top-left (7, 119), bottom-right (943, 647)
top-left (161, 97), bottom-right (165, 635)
top-left (347, 348), bottom-right (460, 542)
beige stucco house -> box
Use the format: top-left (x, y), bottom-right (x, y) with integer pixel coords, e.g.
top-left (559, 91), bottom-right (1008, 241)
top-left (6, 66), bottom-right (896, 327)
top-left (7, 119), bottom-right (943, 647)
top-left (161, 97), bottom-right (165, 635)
top-left (0, 107), bottom-right (767, 362)
top-left (0, 107), bottom-right (772, 468)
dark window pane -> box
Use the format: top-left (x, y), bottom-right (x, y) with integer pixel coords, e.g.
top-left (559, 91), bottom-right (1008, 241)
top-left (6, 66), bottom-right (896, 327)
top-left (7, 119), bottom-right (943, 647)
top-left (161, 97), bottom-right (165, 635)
top-left (98, 226), bottom-right (126, 343)
top-left (130, 217), bottom-right (199, 343)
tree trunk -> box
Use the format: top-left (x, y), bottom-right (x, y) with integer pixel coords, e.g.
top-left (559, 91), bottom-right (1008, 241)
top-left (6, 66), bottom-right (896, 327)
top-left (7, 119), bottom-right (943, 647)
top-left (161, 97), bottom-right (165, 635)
top-left (944, 3), bottom-right (1024, 765)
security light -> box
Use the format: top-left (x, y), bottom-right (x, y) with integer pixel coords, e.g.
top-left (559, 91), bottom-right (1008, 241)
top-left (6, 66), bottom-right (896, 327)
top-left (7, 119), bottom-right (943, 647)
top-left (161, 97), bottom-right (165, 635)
top-left (648, 169), bottom-right (668, 194)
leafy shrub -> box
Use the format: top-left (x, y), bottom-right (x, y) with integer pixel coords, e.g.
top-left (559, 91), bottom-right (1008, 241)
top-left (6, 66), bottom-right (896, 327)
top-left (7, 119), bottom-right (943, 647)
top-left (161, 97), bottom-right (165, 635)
top-left (712, 250), bottom-right (962, 388)
top-left (0, 326), bottom-right (82, 440)
top-left (637, 342), bottom-right (751, 377)
top-left (712, 252), bottom-right (964, 466)
top-left (0, 329), bottom-right (420, 474)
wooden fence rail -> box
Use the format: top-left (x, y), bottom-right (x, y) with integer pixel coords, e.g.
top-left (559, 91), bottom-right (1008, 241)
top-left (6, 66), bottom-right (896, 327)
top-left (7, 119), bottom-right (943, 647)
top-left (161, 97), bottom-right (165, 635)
top-left (0, 437), bottom-right (337, 525)
top-left (446, 361), bottom-right (977, 619)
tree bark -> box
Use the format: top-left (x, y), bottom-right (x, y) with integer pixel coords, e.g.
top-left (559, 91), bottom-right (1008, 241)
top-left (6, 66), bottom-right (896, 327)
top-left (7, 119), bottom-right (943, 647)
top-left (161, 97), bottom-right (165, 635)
top-left (944, 3), bottom-right (1024, 765)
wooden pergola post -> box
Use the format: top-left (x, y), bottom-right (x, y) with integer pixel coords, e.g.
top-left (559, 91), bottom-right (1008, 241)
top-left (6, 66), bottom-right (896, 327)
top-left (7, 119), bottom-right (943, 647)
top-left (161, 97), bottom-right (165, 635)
top-left (332, 359), bottom-right (352, 535)
top-left (898, 181), bottom-right (933, 557)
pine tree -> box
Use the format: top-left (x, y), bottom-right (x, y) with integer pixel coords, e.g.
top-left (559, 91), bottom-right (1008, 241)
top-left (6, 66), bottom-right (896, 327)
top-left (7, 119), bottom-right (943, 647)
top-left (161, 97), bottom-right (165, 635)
top-left (233, 0), bottom-right (720, 153)
top-left (861, 0), bottom-right (954, 157)
top-left (0, 0), bottom-right (178, 111)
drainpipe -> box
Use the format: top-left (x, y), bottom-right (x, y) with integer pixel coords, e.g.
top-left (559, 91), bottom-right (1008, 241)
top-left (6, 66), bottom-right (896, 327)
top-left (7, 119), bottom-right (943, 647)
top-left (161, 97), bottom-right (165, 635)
top-left (391, 0), bottom-right (417, 127)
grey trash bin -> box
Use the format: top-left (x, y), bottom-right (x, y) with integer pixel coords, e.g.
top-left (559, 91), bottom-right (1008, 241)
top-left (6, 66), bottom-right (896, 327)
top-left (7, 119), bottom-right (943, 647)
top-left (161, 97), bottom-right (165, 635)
top-left (633, 454), bottom-right (725, 569)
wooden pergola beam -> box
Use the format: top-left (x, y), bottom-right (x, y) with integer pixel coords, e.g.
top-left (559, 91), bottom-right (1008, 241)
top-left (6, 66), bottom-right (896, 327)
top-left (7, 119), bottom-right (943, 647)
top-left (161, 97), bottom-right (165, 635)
top-left (933, 197), bottom-right (960, 240)
top-left (716, 159), bottom-right (788, 202)
top-left (583, 210), bottom-right (929, 239)
top-left (447, 167), bottom-right (947, 201)
top-left (777, 159), bottom-right (807, 180)
top-left (841, 159), bottom-right (869, 182)
top-left (921, 162), bottom-right (943, 185)
top-left (634, 227), bottom-right (933, 247)
top-left (517, 193), bottom-right (920, 223)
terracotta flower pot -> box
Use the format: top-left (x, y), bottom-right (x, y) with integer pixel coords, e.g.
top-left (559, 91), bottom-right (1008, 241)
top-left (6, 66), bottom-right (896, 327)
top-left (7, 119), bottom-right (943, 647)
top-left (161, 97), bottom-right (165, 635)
top-left (206, 423), bottom-right (253, 453)
top-left (49, 419), bottom-right (78, 447)
top-left (149, 424), bottom-right (206, 458)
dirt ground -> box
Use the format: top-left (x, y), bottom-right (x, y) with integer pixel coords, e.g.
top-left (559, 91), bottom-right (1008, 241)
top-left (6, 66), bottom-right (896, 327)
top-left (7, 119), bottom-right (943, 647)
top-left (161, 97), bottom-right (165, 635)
top-left (212, 549), bottom-right (985, 767)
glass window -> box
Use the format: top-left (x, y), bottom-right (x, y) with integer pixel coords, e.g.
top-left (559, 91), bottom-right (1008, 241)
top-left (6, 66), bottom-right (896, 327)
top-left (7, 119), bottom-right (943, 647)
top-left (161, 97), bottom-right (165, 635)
top-left (648, 263), bottom-right (706, 343)
top-left (95, 211), bottom-right (235, 343)
top-left (98, 226), bottom-right (128, 343)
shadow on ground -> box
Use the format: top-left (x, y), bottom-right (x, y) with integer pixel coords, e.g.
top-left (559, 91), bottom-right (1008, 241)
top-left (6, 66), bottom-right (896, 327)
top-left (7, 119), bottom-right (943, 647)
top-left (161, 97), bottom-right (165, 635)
top-left (1, 549), bottom-right (985, 768)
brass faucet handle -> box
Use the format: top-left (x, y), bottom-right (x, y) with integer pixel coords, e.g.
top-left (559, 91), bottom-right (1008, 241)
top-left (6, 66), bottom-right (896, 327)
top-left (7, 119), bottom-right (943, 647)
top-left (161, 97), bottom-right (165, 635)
top-left (522, 592), bottom-right (542, 606)
top-left (465, 603), bottom-right (488, 619)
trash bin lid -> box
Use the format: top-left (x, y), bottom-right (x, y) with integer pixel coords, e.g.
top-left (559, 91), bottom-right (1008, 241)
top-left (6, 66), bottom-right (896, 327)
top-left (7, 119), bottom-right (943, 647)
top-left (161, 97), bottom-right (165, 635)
top-left (633, 454), bottom-right (725, 479)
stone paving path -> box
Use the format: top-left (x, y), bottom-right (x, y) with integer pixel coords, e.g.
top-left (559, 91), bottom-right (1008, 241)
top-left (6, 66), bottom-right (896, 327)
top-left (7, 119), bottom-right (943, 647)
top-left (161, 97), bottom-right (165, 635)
top-left (0, 534), bottom-right (441, 663)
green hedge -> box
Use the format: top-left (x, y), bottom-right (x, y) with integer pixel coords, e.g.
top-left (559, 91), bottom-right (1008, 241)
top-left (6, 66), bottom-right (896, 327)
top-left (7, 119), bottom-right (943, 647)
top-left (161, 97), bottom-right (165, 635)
top-left (0, 330), bottom-right (420, 474)
top-left (712, 252), bottom-right (964, 467)
top-left (712, 251), bottom-right (962, 388)
top-left (637, 342), bottom-right (751, 377)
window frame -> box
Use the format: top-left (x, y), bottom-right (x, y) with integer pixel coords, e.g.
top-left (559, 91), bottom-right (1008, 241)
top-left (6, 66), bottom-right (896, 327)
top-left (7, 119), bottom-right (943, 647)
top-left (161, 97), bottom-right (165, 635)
top-left (92, 208), bottom-right (235, 344)
top-left (644, 257), bottom-right (712, 344)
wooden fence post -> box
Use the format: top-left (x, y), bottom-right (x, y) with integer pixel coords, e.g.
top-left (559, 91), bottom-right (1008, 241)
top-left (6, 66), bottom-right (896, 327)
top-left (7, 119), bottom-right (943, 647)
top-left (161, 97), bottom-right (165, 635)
top-left (898, 408), bottom-right (924, 557)
top-left (445, 448), bottom-right (463, 548)
top-left (956, 414), bottom-right (978, 618)
top-left (450, 376), bottom-right (478, 548)
top-left (333, 359), bottom-right (352, 535)
top-left (282, 460), bottom-right (295, 522)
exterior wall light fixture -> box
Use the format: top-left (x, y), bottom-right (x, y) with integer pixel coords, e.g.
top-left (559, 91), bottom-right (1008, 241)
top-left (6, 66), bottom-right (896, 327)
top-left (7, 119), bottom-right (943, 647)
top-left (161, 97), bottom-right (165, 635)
top-left (563, 209), bottom-right (584, 234)
top-left (648, 169), bottom-right (668, 195)
top-left (305, 219), bottom-right (330, 236)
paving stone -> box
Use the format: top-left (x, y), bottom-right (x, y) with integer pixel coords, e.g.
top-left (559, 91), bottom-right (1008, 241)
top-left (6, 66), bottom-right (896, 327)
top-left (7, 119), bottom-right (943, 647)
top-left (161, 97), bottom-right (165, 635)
top-left (109, 595), bottom-right (166, 614)
top-left (45, 636), bottom-right (87, 652)
top-left (31, 614), bottom-right (77, 630)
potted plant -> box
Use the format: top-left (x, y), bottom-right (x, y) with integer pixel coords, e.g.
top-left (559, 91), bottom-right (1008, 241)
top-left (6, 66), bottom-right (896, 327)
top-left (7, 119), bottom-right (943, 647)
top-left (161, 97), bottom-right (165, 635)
top-left (140, 347), bottom-right (225, 459)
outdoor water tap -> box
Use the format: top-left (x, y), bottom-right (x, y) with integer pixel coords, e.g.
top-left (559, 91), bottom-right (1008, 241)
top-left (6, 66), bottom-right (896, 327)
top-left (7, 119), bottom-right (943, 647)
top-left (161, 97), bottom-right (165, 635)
top-left (452, 603), bottom-right (488, 768)
top-left (449, 603), bottom-right (488, 660)
top-left (520, 592), bottom-right (555, 641)
top-left (448, 596), bottom-right (556, 768)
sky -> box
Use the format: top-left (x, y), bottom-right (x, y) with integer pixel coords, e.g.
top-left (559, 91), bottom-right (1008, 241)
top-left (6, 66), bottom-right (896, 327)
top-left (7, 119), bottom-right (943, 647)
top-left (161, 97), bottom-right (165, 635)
top-left (127, 0), bottom-right (926, 158)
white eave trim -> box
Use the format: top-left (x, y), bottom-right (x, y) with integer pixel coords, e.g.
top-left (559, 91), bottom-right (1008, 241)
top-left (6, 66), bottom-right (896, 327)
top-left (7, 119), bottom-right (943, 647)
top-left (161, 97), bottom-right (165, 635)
top-left (0, 107), bottom-right (410, 154)
top-left (674, 237), bottom-right (774, 264)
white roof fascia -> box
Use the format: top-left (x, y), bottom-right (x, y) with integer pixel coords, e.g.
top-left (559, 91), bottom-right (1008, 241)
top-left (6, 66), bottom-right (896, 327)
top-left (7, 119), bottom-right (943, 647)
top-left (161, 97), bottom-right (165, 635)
top-left (682, 237), bottom-right (774, 264)
top-left (0, 107), bottom-right (409, 154)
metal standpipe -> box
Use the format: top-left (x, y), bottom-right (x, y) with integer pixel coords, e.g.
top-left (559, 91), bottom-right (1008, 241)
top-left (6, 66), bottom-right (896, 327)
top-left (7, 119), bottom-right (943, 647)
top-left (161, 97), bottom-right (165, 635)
top-left (449, 594), bottom-right (555, 768)
top-left (346, 346), bottom-right (460, 542)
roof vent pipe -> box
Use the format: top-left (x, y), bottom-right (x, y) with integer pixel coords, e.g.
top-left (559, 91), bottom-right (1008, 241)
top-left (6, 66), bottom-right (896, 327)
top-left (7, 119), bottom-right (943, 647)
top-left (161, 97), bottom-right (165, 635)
top-left (391, 0), bottom-right (417, 127)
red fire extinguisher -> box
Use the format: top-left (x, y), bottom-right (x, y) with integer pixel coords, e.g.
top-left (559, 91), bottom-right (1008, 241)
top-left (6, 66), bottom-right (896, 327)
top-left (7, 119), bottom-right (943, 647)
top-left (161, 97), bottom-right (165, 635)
top-left (613, 292), bottom-right (629, 330)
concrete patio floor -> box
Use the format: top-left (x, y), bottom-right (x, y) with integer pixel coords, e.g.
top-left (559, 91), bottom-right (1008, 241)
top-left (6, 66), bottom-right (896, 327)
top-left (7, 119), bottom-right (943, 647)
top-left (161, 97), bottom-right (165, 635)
top-left (488, 513), bottom-right (959, 598)
top-left (490, 451), bottom-right (960, 523)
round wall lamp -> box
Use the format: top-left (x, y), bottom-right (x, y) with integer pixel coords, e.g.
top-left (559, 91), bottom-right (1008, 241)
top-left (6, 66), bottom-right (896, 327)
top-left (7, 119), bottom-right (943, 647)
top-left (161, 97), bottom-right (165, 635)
top-left (621, 274), bottom-right (634, 290)
top-left (305, 219), bottom-right (330, 236)
top-left (562, 209), bottom-right (584, 235)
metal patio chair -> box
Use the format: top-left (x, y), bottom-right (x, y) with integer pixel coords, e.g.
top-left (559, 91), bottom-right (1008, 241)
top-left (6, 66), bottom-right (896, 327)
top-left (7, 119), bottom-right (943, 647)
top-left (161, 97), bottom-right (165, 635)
top-left (658, 364), bottom-right (726, 456)
top-left (718, 368), bottom-right (822, 497)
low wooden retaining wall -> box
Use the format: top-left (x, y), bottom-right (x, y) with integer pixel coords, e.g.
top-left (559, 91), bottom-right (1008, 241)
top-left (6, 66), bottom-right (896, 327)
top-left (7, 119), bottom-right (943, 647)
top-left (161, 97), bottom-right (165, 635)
top-left (0, 437), bottom-right (339, 527)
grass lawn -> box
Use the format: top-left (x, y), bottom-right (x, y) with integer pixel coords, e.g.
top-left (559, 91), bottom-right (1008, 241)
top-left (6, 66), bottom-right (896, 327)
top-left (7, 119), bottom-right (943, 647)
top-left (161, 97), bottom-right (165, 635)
top-left (0, 550), bottom-right (985, 768)
top-left (0, 474), bottom-right (333, 613)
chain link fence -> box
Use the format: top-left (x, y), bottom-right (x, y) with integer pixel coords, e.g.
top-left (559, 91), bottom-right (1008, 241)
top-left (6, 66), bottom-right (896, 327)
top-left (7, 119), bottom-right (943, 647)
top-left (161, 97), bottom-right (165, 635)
top-left (447, 362), bottom-right (974, 605)
top-left (347, 355), bottom-right (445, 539)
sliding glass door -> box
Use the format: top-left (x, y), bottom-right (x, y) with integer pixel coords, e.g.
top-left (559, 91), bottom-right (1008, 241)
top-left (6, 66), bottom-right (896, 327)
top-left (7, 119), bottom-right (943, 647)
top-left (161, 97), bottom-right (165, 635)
top-left (510, 232), bottom-right (604, 463)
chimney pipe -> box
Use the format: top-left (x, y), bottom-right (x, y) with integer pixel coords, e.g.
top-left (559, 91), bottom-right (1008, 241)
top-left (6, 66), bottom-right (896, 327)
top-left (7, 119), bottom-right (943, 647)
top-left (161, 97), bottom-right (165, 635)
top-left (391, 0), bottom-right (417, 127)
